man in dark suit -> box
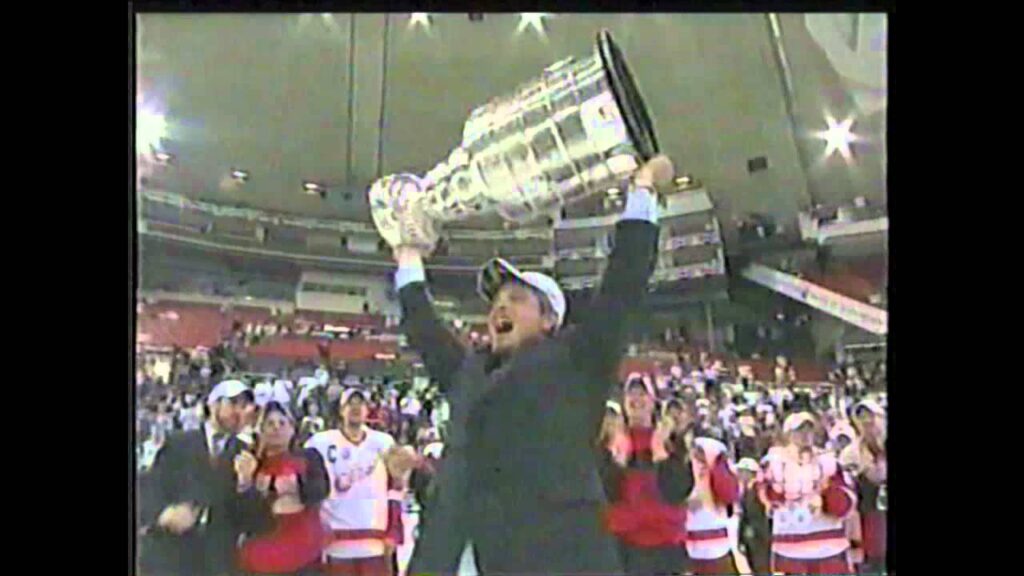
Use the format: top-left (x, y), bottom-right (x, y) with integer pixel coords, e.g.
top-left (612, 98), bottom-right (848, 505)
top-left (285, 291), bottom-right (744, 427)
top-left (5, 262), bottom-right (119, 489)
top-left (138, 380), bottom-right (255, 576)
top-left (398, 156), bottom-right (675, 576)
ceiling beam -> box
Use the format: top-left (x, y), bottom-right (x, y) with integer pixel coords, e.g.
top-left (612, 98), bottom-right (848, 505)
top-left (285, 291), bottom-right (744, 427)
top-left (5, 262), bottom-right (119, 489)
top-left (347, 13), bottom-right (390, 191)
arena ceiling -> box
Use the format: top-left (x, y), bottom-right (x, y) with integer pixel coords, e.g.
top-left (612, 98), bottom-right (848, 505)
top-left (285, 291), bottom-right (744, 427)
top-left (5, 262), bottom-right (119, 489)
top-left (136, 12), bottom-right (887, 235)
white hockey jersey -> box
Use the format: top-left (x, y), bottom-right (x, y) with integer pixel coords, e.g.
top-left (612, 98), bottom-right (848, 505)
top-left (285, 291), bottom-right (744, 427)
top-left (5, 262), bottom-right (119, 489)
top-left (762, 445), bottom-right (856, 560)
top-left (684, 438), bottom-right (736, 561)
top-left (305, 427), bottom-right (398, 559)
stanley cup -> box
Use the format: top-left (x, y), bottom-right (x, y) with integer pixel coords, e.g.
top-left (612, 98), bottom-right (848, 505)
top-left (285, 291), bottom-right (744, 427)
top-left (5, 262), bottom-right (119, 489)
top-left (369, 30), bottom-right (660, 249)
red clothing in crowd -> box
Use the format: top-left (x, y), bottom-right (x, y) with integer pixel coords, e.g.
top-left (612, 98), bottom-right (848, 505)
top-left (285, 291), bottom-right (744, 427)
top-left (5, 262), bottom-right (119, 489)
top-left (603, 427), bottom-right (689, 548)
top-left (857, 446), bottom-right (887, 570)
top-left (366, 405), bottom-right (393, 433)
top-left (236, 450), bottom-right (331, 574)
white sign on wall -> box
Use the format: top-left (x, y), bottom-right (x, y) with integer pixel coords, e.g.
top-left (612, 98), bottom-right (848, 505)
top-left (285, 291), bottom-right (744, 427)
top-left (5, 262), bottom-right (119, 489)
top-left (741, 263), bottom-right (887, 335)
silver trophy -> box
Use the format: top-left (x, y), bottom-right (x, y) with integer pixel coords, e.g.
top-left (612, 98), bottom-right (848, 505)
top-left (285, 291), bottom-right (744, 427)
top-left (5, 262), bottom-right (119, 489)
top-left (369, 30), bottom-right (660, 250)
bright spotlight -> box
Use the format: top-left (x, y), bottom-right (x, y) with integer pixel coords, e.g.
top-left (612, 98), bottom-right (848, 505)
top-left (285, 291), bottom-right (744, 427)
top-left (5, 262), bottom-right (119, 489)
top-left (815, 114), bottom-right (860, 161)
top-left (409, 13), bottom-right (431, 28)
top-left (517, 13), bottom-right (549, 36)
top-left (138, 109), bottom-right (167, 154)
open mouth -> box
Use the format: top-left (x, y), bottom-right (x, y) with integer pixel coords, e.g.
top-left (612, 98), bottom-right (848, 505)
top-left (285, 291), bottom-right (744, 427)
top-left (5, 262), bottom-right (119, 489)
top-left (494, 318), bottom-right (515, 335)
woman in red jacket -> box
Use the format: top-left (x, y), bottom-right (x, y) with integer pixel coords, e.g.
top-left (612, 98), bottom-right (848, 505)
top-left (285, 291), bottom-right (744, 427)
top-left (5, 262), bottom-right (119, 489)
top-left (600, 377), bottom-right (694, 576)
top-left (232, 401), bottom-right (330, 576)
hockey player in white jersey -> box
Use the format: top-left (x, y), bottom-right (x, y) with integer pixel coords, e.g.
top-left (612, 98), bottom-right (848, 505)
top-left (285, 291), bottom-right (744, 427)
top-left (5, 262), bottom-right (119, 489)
top-left (306, 387), bottom-right (419, 576)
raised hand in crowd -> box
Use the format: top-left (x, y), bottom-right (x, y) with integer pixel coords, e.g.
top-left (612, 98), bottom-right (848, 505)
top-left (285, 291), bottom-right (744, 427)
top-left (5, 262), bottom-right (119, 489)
top-left (234, 450), bottom-right (259, 491)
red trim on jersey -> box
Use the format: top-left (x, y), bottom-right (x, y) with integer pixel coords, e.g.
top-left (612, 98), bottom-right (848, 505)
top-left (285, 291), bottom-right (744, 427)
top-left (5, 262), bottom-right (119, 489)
top-left (331, 529), bottom-right (389, 541)
top-left (686, 528), bottom-right (729, 541)
top-left (772, 528), bottom-right (847, 543)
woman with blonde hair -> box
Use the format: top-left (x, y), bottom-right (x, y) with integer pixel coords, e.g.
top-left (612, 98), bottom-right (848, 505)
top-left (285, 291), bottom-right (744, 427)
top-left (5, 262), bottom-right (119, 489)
top-left (682, 432), bottom-right (740, 575)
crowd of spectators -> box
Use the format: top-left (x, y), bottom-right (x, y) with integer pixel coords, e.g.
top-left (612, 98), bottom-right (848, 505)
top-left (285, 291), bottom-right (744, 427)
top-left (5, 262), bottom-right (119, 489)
top-left (136, 318), bottom-right (886, 576)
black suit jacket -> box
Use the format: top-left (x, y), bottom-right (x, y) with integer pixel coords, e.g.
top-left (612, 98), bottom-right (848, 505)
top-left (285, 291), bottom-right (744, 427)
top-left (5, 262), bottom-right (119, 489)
top-left (138, 428), bottom-right (247, 576)
top-left (404, 219), bottom-right (659, 576)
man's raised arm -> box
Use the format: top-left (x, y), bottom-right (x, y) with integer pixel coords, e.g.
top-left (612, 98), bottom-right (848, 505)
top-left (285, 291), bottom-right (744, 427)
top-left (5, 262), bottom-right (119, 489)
top-left (394, 246), bottom-right (467, 393)
top-left (569, 156), bottom-right (673, 395)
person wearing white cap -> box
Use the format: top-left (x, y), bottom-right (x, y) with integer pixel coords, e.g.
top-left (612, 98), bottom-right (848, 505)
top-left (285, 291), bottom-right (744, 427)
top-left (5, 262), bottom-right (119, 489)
top-left (138, 379), bottom-right (255, 576)
top-left (596, 400), bottom-right (626, 457)
top-left (827, 421), bottom-right (858, 458)
top-left (846, 400), bottom-right (887, 575)
top-left (305, 387), bottom-right (419, 576)
top-left (735, 458), bottom-right (771, 575)
top-left (408, 427), bottom-right (446, 543)
top-left (759, 412), bottom-right (858, 574)
top-left (393, 156), bottom-right (674, 576)
top-left (178, 395), bottom-right (204, 432)
top-left (253, 381), bottom-right (275, 409)
top-left (683, 434), bottom-right (741, 575)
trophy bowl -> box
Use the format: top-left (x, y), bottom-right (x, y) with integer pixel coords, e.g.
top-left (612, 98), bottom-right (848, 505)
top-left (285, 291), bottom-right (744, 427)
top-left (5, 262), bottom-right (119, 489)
top-left (369, 29), bottom-right (660, 249)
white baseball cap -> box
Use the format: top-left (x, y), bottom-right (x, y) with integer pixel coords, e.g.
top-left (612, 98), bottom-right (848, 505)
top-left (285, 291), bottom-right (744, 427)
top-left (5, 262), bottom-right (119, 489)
top-left (423, 441), bottom-right (445, 459)
top-left (478, 257), bottom-right (566, 328)
top-left (829, 421), bottom-right (857, 441)
top-left (253, 381), bottom-right (274, 407)
top-left (270, 383), bottom-right (292, 406)
top-left (692, 436), bottom-right (728, 461)
top-left (624, 373), bottom-right (656, 398)
top-left (208, 380), bottom-right (252, 405)
top-left (854, 399), bottom-right (886, 418)
top-left (783, 411), bottom-right (817, 433)
top-left (736, 458), bottom-right (761, 473)
top-left (341, 387), bottom-right (369, 406)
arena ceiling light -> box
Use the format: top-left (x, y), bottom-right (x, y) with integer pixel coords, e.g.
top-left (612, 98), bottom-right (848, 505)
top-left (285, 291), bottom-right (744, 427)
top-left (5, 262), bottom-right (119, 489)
top-left (137, 108), bottom-right (167, 154)
top-left (409, 13), bottom-right (431, 28)
top-left (303, 181), bottom-right (327, 198)
top-left (517, 13), bottom-right (550, 36)
top-left (296, 13), bottom-right (341, 33)
top-left (815, 114), bottom-right (860, 161)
